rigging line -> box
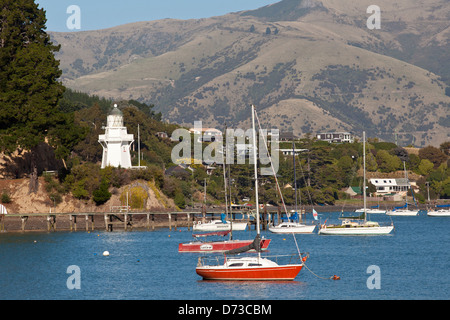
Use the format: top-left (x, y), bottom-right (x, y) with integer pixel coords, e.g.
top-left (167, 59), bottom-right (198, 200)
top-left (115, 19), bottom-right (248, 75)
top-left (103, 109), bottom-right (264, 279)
top-left (292, 232), bottom-right (336, 280)
top-left (292, 232), bottom-right (302, 258)
top-left (303, 262), bottom-right (336, 280)
top-left (254, 108), bottom-right (289, 216)
top-left (293, 151), bottom-right (318, 220)
top-left (295, 152), bottom-right (313, 206)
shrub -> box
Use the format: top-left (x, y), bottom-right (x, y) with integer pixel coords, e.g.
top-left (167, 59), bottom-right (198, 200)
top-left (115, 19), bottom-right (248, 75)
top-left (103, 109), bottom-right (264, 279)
top-left (174, 192), bottom-right (186, 209)
top-left (1, 190), bottom-right (11, 204)
top-left (49, 192), bottom-right (63, 206)
top-left (93, 179), bottom-right (111, 205)
top-left (72, 179), bottom-right (90, 199)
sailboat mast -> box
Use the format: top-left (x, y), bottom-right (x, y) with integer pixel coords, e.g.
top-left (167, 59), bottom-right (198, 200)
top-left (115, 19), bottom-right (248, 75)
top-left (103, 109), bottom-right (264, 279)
top-left (222, 125), bottom-right (228, 218)
top-left (251, 105), bottom-right (260, 237)
top-left (363, 131), bottom-right (367, 222)
top-left (138, 124), bottom-right (141, 167)
top-left (403, 161), bottom-right (409, 209)
top-left (293, 140), bottom-right (298, 214)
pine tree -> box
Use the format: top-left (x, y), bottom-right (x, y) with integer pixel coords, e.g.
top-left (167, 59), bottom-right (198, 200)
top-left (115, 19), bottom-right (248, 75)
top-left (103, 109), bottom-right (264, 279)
top-left (0, 0), bottom-right (70, 192)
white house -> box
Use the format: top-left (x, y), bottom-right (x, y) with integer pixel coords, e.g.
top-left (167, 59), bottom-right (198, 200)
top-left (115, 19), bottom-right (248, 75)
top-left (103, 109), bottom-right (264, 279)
top-left (316, 132), bottom-right (354, 143)
top-left (98, 105), bottom-right (134, 169)
top-left (277, 148), bottom-right (308, 156)
top-left (369, 178), bottom-right (410, 195)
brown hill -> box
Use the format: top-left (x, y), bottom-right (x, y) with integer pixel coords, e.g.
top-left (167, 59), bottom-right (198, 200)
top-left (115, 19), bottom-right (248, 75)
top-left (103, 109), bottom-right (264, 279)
top-left (0, 177), bottom-right (175, 215)
top-left (51, 0), bottom-right (450, 147)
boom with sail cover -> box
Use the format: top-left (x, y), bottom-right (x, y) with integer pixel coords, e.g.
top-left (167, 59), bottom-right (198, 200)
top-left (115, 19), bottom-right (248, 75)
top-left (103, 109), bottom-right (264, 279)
top-left (225, 234), bottom-right (262, 255)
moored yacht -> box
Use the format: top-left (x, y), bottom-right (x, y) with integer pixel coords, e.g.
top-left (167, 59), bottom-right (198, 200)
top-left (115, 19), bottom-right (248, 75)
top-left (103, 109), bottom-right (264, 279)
top-left (318, 132), bottom-right (394, 236)
top-left (196, 105), bottom-right (307, 281)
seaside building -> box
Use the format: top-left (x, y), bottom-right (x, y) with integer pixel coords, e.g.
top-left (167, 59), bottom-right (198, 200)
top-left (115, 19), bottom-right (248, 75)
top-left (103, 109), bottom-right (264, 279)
top-left (277, 148), bottom-right (308, 156)
top-left (369, 178), bottom-right (410, 196)
top-left (98, 104), bottom-right (134, 169)
top-left (316, 132), bottom-right (354, 143)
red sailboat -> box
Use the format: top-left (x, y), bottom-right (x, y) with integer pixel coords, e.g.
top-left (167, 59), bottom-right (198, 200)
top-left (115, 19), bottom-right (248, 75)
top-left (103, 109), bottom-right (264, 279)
top-left (178, 230), bottom-right (271, 253)
top-left (196, 105), bottom-right (307, 281)
top-left (195, 233), bottom-right (307, 281)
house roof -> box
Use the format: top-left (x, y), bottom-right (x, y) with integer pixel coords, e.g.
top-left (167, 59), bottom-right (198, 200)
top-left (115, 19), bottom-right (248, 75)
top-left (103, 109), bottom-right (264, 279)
top-left (165, 165), bottom-right (190, 176)
top-left (370, 178), bottom-right (409, 187)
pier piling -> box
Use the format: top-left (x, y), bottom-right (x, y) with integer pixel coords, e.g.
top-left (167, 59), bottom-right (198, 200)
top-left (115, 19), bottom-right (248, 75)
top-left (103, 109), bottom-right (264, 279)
top-left (47, 215), bottom-right (56, 232)
top-left (0, 209), bottom-right (267, 233)
top-left (21, 216), bottom-right (28, 231)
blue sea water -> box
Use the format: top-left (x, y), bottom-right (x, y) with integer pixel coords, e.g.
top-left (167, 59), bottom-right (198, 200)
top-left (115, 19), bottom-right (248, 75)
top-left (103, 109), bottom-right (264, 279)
top-left (0, 211), bottom-right (448, 300)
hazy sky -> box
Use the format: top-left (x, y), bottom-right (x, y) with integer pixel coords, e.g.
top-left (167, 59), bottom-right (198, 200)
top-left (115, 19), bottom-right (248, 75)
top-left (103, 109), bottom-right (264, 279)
top-left (37, 0), bottom-right (279, 32)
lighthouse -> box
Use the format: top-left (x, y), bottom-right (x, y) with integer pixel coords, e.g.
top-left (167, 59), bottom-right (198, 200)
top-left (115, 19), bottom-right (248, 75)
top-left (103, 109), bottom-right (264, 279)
top-left (99, 104), bottom-right (134, 169)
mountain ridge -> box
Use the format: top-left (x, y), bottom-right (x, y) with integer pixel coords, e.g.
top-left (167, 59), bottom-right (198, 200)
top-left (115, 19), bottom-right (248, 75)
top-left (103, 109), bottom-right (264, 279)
top-left (51, 0), bottom-right (450, 146)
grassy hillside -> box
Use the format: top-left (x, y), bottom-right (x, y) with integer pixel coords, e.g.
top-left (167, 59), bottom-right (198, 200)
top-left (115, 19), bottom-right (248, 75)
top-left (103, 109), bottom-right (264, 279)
top-left (50, 0), bottom-right (450, 147)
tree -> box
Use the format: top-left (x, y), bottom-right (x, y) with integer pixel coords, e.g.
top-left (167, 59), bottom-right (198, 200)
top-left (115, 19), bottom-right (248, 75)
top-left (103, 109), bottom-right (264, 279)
top-left (73, 103), bottom-right (105, 162)
top-left (376, 150), bottom-right (401, 172)
top-left (392, 147), bottom-right (409, 162)
top-left (419, 146), bottom-right (448, 168)
top-left (0, 0), bottom-right (67, 192)
top-left (441, 177), bottom-right (450, 199)
top-left (366, 152), bottom-right (378, 172)
top-left (174, 192), bottom-right (186, 209)
top-left (418, 159), bottom-right (434, 176)
top-left (92, 178), bottom-right (111, 205)
top-left (439, 141), bottom-right (450, 156)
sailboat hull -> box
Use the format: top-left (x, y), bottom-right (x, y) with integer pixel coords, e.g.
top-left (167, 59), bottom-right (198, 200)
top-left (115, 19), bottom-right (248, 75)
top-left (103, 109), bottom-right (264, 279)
top-left (318, 225), bottom-right (394, 235)
top-left (355, 208), bottom-right (386, 214)
top-left (386, 209), bottom-right (418, 216)
top-left (179, 239), bottom-right (271, 253)
top-left (196, 264), bottom-right (303, 281)
top-left (427, 210), bottom-right (450, 217)
top-left (196, 256), bottom-right (305, 281)
top-left (268, 223), bottom-right (316, 234)
top-left (193, 221), bottom-right (248, 231)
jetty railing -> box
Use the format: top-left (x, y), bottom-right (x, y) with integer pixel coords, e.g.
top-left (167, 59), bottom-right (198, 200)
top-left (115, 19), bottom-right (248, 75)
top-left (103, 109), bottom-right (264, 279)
top-left (0, 207), bottom-right (292, 233)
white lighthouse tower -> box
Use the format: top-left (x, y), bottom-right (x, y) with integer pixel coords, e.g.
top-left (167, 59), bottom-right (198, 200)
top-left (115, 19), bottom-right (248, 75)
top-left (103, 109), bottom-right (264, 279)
top-left (99, 104), bottom-right (134, 168)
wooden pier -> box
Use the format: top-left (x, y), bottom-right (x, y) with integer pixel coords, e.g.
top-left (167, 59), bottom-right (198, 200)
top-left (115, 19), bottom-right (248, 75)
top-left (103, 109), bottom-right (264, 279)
top-left (0, 210), bottom-right (282, 233)
top-left (0, 205), bottom-right (297, 233)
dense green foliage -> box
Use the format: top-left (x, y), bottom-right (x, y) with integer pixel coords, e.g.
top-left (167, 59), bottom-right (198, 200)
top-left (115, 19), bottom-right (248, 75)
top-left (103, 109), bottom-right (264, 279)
top-left (0, 0), bottom-right (87, 193)
top-left (0, 0), bottom-right (82, 155)
top-left (14, 85), bottom-right (450, 207)
top-left (49, 91), bottom-right (181, 206)
top-left (1, 1), bottom-right (449, 208)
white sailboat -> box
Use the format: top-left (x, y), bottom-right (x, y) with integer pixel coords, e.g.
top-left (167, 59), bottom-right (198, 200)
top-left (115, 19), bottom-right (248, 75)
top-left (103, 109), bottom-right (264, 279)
top-left (196, 105), bottom-right (307, 281)
top-left (427, 204), bottom-right (450, 217)
top-left (269, 221), bottom-right (316, 234)
top-left (355, 202), bottom-right (386, 214)
top-left (193, 219), bottom-right (248, 231)
top-left (193, 166), bottom-right (248, 231)
top-left (386, 207), bottom-right (418, 216)
top-left (386, 162), bottom-right (419, 216)
top-left (355, 208), bottom-right (387, 214)
top-left (268, 140), bottom-right (316, 234)
top-left (318, 132), bottom-right (394, 235)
